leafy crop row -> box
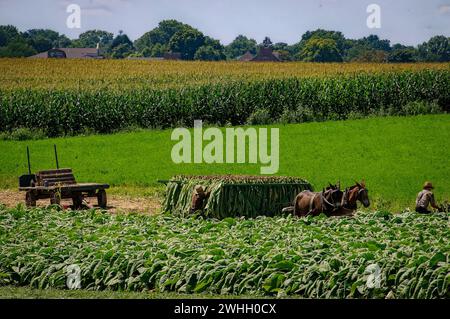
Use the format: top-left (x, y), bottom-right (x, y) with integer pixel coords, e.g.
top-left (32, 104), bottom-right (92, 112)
top-left (0, 68), bottom-right (449, 137)
top-left (0, 206), bottom-right (448, 298)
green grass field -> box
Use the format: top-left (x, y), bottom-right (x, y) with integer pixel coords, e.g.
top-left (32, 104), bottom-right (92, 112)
top-left (1, 114), bottom-right (449, 210)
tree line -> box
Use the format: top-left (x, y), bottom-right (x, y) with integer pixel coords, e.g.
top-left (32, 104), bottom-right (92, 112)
top-left (0, 20), bottom-right (449, 62)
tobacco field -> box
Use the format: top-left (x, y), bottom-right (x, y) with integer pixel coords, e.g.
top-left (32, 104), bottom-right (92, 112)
top-left (0, 206), bottom-right (448, 298)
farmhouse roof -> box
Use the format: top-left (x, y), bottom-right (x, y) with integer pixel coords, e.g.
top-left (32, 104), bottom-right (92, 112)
top-left (238, 51), bottom-right (255, 61)
top-left (163, 52), bottom-right (182, 60)
top-left (251, 47), bottom-right (281, 62)
top-left (29, 48), bottom-right (103, 59)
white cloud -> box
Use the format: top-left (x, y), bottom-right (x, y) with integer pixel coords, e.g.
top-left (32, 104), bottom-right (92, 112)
top-left (59, 0), bottom-right (132, 16)
top-left (438, 4), bottom-right (450, 14)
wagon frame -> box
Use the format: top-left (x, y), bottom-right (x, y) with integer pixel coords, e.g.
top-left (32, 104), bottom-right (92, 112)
top-left (18, 146), bottom-right (109, 208)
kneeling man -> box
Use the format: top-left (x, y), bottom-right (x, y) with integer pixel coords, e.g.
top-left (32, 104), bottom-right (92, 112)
top-left (415, 182), bottom-right (440, 214)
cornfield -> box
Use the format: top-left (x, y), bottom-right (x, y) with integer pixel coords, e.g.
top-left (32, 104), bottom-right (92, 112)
top-left (0, 206), bottom-right (448, 298)
top-left (162, 175), bottom-right (312, 218)
top-left (0, 59), bottom-right (449, 137)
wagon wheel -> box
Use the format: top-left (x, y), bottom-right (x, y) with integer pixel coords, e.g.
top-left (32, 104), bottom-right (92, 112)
top-left (97, 190), bottom-right (107, 208)
top-left (50, 192), bottom-right (61, 206)
top-left (72, 195), bottom-right (83, 209)
top-left (25, 191), bottom-right (36, 207)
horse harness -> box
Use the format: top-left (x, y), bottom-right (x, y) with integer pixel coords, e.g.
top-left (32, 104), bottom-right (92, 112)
top-left (307, 190), bottom-right (336, 216)
top-left (342, 187), bottom-right (364, 210)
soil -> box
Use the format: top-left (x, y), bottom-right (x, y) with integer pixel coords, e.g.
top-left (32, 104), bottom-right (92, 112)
top-left (0, 189), bottom-right (161, 215)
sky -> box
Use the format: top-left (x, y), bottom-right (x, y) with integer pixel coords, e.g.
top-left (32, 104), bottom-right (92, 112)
top-left (0, 0), bottom-right (449, 46)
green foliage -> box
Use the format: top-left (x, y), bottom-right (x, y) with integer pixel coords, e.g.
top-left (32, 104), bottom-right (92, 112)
top-left (278, 106), bottom-right (315, 124)
top-left (297, 29), bottom-right (347, 56)
top-left (110, 43), bottom-right (134, 59)
top-left (388, 45), bottom-right (417, 63)
top-left (79, 30), bottom-right (112, 47)
top-left (134, 20), bottom-right (188, 52)
top-left (112, 32), bottom-right (133, 48)
top-left (357, 35), bottom-right (391, 52)
top-left (23, 29), bottom-right (69, 53)
top-left (298, 38), bottom-right (343, 62)
top-left (246, 108), bottom-right (273, 125)
top-left (0, 25), bottom-right (21, 46)
top-left (0, 40), bottom-right (36, 57)
top-left (225, 35), bottom-right (257, 59)
top-left (418, 36), bottom-right (450, 62)
top-left (0, 128), bottom-right (46, 141)
top-left (351, 50), bottom-right (388, 63)
top-left (162, 175), bottom-right (312, 218)
top-left (0, 207), bottom-right (448, 298)
top-left (169, 28), bottom-right (205, 60)
top-left (400, 100), bottom-right (442, 116)
top-left (194, 46), bottom-right (223, 61)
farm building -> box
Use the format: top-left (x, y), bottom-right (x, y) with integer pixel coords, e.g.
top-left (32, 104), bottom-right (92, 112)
top-left (238, 47), bottom-right (281, 62)
top-left (238, 51), bottom-right (255, 62)
top-left (163, 52), bottom-right (182, 60)
top-left (29, 47), bottom-right (104, 59)
top-left (163, 175), bottom-right (312, 218)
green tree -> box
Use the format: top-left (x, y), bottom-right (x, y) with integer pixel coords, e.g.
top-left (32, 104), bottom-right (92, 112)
top-left (297, 29), bottom-right (347, 56)
top-left (23, 29), bottom-right (64, 52)
top-left (0, 30), bottom-right (7, 47)
top-left (0, 25), bottom-right (21, 45)
top-left (148, 43), bottom-right (168, 57)
top-left (224, 35), bottom-right (257, 59)
top-left (0, 40), bottom-right (36, 57)
top-left (272, 42), bottom-right (288, 51)
top-left (110, 43), bottom-right (133, 59)
top-left (273, 50), bottom-right (292, 61)
top-left (112, 31), bottom-right (133, 48)
top-left (298, 38), bottom-right (342, 62)
top-left (72, 30), bottom-right (113, 48)
top-left (388, 44), bottom-right (417, 63)
top-left (417, 35), bottom-right (450, 62)
top-left (108, 32), bottom-right (134, 58)
top-left (358, 35), bottom-right (391, 52)
top-left (169, 28), bottom-right (205, 60)
top-left (134, 20), bottom-right (188, 52)
top-left (351, 49), bottom-right (388, 62)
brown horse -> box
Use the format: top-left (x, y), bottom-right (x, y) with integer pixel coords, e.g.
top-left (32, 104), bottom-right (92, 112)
top-left (341, 181), bottom-right (370, 210)
top-left (293, 183), bottom-right (345, 217)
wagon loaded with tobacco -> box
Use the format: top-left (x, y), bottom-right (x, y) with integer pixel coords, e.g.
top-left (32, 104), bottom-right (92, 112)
top-left (18, 146), bottom-right (109, 208)
top-left (162, 175), bottom-right (312, 218)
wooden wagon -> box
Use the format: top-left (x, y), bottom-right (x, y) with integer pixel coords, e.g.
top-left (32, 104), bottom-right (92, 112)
top-left (18, 146), bottom-right (109, 208)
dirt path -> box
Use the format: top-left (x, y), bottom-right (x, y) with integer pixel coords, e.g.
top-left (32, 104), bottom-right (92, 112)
top-left (0, 189), bottom-right (161, 215)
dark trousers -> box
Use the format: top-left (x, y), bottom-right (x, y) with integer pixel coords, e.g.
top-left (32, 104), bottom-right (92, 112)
top-left (415, 207), bottom-right (431, 214)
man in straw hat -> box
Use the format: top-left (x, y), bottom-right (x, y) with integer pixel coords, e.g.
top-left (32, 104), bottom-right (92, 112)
top-left (190, 185), bottom-right (210, 214)
top-left (415, 182), bottom-right (440, 214)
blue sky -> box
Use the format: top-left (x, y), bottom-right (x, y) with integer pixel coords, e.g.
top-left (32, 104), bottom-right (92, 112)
top-left (0, 0), bottom-right (449, 45)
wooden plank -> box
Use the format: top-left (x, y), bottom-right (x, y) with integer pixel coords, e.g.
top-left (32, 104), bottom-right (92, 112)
top-left (37, 168), bottom-right (72, 175)
top-left (38, 173), bottom-right (74, 178)
top-left (19, 183), bottom-right (109, 192)
top-left (38, 176), bottom-right (76, 184)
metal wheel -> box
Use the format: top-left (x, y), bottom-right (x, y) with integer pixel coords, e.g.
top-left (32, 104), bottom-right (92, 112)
top-left (97, 190), bottom-right (107, 208)
top-left (25, 191), bottom-right (36, 207)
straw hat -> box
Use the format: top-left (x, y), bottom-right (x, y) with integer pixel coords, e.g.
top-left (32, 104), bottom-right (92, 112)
top-left (194, 185), bottom-right (204, 194)
top-left (423, 181), bottom-right (434, 190)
